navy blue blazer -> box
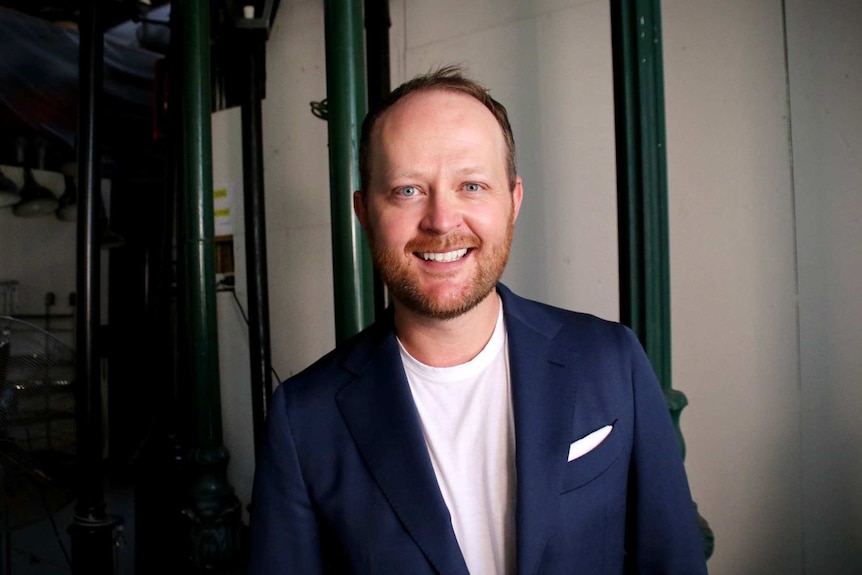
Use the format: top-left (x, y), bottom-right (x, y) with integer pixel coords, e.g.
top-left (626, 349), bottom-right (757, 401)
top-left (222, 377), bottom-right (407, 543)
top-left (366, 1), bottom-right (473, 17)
top-left (249, 285), bottom-right (707, 574)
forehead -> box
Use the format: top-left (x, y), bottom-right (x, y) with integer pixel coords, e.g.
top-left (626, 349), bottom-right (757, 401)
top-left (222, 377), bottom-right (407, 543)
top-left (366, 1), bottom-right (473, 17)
top-left (376, 88), bottom-right (497, 129)
top-left (368, 89), bottom-right (507, 168)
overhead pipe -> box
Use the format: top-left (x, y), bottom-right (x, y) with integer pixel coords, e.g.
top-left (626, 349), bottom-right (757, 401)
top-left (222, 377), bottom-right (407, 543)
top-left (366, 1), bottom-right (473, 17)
top-left (178, 0), bottom-right (242, 569)
top-left (324, 0), bottom-right (375, 342)
top-left (68, 0), bottom-right (120, 572)
top-left (610, 0), bottom-right (713, 558)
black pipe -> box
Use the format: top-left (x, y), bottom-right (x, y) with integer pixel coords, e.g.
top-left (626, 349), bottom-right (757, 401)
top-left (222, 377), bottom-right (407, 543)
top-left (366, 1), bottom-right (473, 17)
top-left (364, 0), bottom-right (391, 318)
top-left (364, 0), bottom-right (391, 109)
top-left (240, 25), bottom-right (274, 457)
top-left (68, 1), bottom-right (119, 573)
top-left (134, 20), bottom-right (185, 571)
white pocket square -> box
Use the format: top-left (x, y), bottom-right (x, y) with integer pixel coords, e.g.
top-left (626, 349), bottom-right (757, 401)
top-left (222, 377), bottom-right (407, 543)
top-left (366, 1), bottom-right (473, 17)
top-left (567, 425), bottom-right (613, 462)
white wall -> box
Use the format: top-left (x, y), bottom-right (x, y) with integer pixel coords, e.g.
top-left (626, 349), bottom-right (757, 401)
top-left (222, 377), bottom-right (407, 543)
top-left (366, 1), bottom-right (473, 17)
top-left (663, 2), bottom-right (803, 573)
top-left (236, 0), bottom-right (861, 572)
top-left (786, 0), bottom-right (862, 572)
top-left (212, 107), bottom-right (256, 522)
top-left (262, 0), bottom-right (337, 379)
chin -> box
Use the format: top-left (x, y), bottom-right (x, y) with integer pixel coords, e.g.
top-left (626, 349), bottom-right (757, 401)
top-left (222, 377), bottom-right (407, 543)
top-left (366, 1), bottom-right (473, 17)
top-left (396, 282), bottom-right (496, 320)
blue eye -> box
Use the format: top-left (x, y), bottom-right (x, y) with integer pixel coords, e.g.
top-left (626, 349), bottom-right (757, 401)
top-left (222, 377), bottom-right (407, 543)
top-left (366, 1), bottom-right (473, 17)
top-left (464, 183), bottom-right (482, 192)
top-left (398, 186), bottom-right (419, 197)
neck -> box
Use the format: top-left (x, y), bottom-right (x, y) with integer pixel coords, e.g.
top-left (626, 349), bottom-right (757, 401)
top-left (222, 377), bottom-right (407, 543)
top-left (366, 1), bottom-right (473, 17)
top-left (393, 290), bottom-right (501, 367)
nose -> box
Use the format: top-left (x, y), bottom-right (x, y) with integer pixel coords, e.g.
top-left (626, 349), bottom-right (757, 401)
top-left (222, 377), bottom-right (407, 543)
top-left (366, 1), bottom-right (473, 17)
top-left (420, 191), bottom-right (462, 235)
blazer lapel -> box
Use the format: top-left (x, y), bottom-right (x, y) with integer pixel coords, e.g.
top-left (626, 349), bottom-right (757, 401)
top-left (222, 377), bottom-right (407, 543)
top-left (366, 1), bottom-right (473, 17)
top-left (336, 328), bottom-right (470, 575)
top-left (502, 287), bottom-right (578, 575)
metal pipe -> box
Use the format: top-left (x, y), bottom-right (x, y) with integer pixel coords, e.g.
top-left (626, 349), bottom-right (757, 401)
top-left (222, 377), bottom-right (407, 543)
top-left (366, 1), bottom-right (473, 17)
top-left (179, 0), bottom-right (242, 568)
top-left (611, 0), bottom-right (680, 412)
top-left (324, 0), bottom-right (375, 342)
top-left (364, 0), bottom-right (391, 108)
top-left (364, 0), bottom-right (391, 318)
top-left (240, 24), bottom-right (274, 455)
top-left (610, 0), bottom-right (713, 559)
top-left (182, 0), bottom-right (222, 449)
top-left (134, 24), bottom-right (185, 571)
top-left (68, 0), bottom-right (118, 572)
top-left (611, 0), bottom-right (678, 443)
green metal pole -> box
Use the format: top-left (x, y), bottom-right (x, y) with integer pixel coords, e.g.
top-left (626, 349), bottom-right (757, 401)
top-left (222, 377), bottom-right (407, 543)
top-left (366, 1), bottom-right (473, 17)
top-left (324, 0), bottom-right (375, 343)
top-left (610, 0), bottom-right (713, 559)
top-left (612, 0), bottom-right (671, 391)
top-left (182, 0), bottom-right (221, 452)
top-left (179, 0), bottom-right (242, 570)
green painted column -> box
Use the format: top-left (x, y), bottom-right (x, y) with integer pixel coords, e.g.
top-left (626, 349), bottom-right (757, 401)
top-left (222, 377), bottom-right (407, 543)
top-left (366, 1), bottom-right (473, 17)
top-left (611, 0), bottom-right (672, 396)
top-left (610, 0), bottom-right (714, 559)
top-left (179, 0), bottom-right (242, 570)
top-left (324, 0), bottom-right (375, 342)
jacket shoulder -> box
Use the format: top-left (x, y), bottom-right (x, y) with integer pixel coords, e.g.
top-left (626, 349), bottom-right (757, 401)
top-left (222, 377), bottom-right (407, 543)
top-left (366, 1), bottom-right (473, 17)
top-left (272, 316), bottom-right (388, 402)
top-left (500, 285), bottom-right (637, 354)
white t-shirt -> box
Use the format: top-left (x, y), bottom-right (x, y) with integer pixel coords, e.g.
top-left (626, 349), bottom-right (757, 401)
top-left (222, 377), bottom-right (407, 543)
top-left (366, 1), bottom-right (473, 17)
top-left (399, 303), bottom-right (516, 575)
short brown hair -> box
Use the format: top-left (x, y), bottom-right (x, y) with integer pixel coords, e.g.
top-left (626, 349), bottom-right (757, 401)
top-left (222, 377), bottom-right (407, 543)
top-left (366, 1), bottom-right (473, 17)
top-left (359, 65), bottom-right (517, 192)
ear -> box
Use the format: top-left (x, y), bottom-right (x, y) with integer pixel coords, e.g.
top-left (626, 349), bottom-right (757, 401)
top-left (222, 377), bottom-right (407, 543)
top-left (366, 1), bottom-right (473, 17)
top-left (511, 176), bottom-right (524, 222)
top-left (353, 190), bottom-right (368, 230)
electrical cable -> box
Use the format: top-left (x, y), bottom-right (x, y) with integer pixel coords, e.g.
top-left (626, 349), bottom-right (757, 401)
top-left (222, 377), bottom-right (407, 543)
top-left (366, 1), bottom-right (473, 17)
top-left (219, 277), bottom-right (282, 383)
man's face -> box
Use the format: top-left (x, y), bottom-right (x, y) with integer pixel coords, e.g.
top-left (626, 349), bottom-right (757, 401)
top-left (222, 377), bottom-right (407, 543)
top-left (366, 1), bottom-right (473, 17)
top-left (355, 89), bottom-right (523, 320)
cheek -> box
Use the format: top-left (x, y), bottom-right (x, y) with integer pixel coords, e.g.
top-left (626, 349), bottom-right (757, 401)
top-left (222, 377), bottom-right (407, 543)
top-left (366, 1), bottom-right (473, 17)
top-left (471, 206), bottom-right (513, 236)
top-left (376, 203), bottom-right (419, 227)
top-left (367, 213), bottom-right (409, 247)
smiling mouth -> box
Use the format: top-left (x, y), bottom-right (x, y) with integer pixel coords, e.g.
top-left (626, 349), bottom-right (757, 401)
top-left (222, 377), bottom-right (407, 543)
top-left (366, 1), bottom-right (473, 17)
top-left (417, 248), bottom-right (470, 262)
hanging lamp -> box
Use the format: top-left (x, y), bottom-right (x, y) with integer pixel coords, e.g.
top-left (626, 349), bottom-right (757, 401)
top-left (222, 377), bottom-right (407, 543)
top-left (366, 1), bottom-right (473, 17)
top-left (2, 137), bottom-right (26, 208)
top-left (0, 167), bottom-right (19, 208)
top-left (13, 168), bottom-right (59, 217)
top-left (13, 138), bottom-right (58, 218)
top-left (56, 163), bottom-right (78, 222)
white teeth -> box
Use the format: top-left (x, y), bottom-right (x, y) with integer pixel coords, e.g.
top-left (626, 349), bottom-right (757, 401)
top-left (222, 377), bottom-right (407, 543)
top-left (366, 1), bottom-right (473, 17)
top-left (420, 248), bottom-right (469, 262)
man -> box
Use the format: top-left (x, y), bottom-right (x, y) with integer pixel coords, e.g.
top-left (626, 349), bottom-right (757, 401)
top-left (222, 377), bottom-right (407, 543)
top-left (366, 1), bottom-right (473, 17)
top-left (250, 66), bottom-right (707, 574)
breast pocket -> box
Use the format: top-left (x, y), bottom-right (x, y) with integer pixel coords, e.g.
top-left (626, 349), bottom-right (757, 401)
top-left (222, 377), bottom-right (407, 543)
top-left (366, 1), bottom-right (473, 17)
top-left (560, 421), bottom-right (626, 493)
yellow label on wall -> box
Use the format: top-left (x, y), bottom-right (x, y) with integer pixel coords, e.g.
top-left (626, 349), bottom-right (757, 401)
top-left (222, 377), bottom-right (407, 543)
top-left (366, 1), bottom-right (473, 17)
top-left (213, 184), bottom-right (234, 236)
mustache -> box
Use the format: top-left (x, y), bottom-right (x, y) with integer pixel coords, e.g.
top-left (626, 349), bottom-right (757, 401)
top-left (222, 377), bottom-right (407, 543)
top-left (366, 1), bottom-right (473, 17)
top-left (405, 233), bottom-right (481, 253)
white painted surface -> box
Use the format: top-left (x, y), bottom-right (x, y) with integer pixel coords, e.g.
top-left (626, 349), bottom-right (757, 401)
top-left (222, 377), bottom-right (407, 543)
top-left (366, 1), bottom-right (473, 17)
top-left (786, 0), bottom-right (862, 572)
top-left (262, 0), bottom-right (337, 378)
top-left (212, 106), bottom-right (256, 523)
top-left (663, 2), bottom-right (803, 573)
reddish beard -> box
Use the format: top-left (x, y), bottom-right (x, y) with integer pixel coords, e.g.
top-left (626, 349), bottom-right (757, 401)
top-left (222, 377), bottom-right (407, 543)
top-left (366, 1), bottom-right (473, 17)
top-left (367, 216), bottom-right (515, 320)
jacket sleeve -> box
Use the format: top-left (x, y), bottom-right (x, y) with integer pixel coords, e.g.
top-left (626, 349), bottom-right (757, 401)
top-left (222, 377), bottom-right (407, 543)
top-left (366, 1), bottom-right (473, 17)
top-left (248, 385), bottom-right (325, 575)
top-left (624, 328), bottom-right (708, 574)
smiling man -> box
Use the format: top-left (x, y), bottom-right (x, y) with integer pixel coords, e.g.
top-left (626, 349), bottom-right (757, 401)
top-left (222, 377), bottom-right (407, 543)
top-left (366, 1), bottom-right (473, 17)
top-left (249, 67), bottom-right (707, 575)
